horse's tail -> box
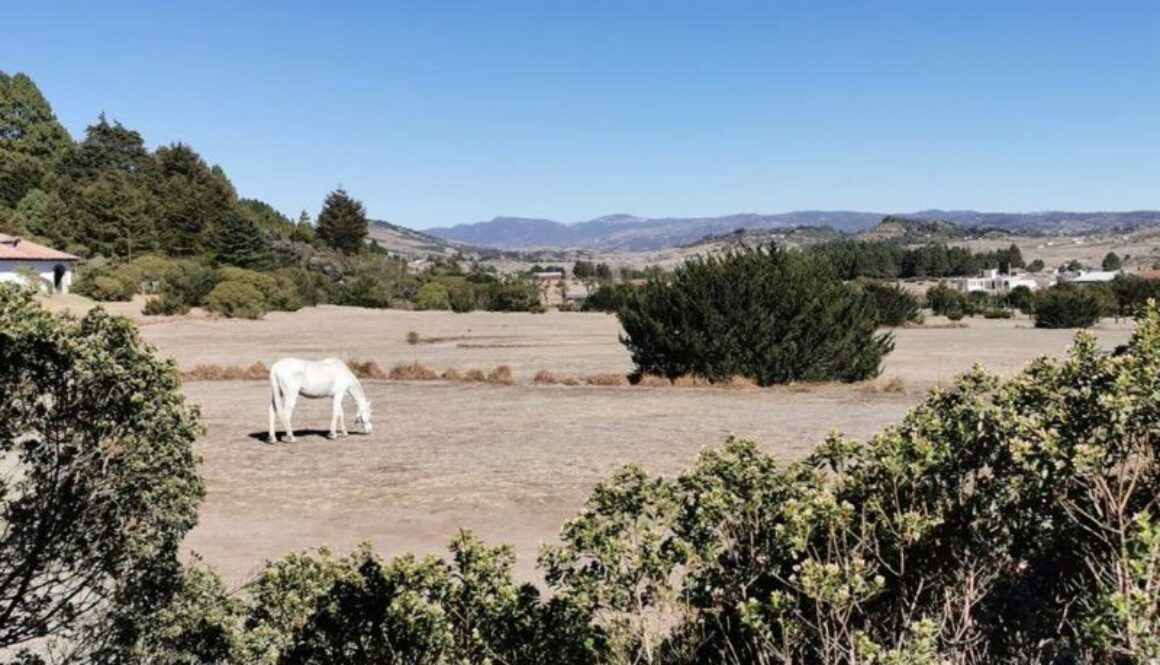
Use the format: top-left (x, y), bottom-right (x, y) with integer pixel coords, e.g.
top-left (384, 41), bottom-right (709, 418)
top-left (269, 363), bottom-right (284, 416)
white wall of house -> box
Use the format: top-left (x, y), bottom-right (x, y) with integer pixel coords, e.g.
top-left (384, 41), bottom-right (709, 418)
top-left (0, 259), bottom-right (74, 294)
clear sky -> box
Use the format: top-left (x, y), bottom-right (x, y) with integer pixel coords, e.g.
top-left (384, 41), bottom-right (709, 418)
top-left (4, 1), bottom-right (1158, 229)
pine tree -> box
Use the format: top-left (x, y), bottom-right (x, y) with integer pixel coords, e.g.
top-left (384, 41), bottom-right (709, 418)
top-left (152, 143), bottom-right (237, 255)
top-left (211, 208), bottom-right (270, 269)
top-left (0, 72), bottom-right (73, 207)
top-left (1102, 251), bottom-right (1122, 271)
top-left (316, 188), bottom-right (368, 254)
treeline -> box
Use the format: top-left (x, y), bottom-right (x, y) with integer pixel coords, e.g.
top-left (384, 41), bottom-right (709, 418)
top-left (0, 71), bottom-right (542, 317)
top-left (4, 284), bottom-right (1158, 664)
top-left (807, 239), bottom-right (1030, 279)
top-left (925, 273), bottom-right (1160, 328)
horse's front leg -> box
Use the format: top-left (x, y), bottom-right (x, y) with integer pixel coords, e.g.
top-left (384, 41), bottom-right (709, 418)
top-left (281, 395), bottom-right (297, 443)
top-left (338, 407), bottom-right (348, 437)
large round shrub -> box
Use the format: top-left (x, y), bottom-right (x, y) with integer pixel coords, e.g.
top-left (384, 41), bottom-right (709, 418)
top-left (1033, 285), bottom-right (1103, 328)
top-left (618, 246), bottom-right (894, 385)
top-left (205, 280), bottom-right (267, 319)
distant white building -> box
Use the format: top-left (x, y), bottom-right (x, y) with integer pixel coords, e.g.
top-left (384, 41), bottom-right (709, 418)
top-left (958, 268), bottom-right (1038, 293)
top-left (0, 234), bottom-right (80, 294)
top-left (564, 282), bottom-right (590, 302)
top-left (1059, 270), bottom-right (1122, 285)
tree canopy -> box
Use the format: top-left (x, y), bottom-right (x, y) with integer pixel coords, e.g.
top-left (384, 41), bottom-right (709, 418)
top-left (316, 188), bottom-right (369, 254)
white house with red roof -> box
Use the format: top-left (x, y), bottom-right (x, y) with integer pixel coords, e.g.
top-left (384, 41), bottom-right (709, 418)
top-left (0, 234), bottom-right (81, 294)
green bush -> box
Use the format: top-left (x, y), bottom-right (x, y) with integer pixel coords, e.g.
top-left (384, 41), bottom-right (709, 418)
top-left (218, 266), bottom-right (303, 312)
top-left (154, 260), bottom-right (219, 309)
top-left (859, 280), bottom-right (923, 326)
top-left (1002, 284), bottom-right (1035, 313)
top-left (924, 282), bottom-right (965, 316)
top-left (982, 307), bottom-right (1012, 319)
top-left (1111, 274), bottom-right (1160, 317)
top-left (1033, 285), bottom-right (1103, 328)
top-left (84, 274), bottom-right (135, 301)
top-left (142, 293), bottom-right (191, 316)
top-left (205, 280), bottom-right (267, 319)
top-left (486, 281), bottom-right (542, 313)
top-left (618, 246), bottom-right (893, 385)
top-left (415, 282), bottom-right (451, 310)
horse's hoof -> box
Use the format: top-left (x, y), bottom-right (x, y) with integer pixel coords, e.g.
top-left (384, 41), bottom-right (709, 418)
top-left (327, 433), bottom-right (337, 440)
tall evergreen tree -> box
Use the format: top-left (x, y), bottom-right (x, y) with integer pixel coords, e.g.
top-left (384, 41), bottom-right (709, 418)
top-left (75, 171), bottom-right (157, 258)
top-left (1102, 251), bottom-right (1122, 271)
top-left (152, 143), bottom-right (236, 255)
top-left (60, 114), bottom-right (152, 179)
top-left (316, 188), bottom-right (368, 254)
top-left (0, 72), bottom-right (72, 207)
top-left (211, 208), bottom-right (271, 268)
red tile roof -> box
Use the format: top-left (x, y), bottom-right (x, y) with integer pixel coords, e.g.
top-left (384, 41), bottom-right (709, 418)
top-left (0, 234), bottom-right (80, 261)
top-left (1136, 269), bottom-right (1160, 281)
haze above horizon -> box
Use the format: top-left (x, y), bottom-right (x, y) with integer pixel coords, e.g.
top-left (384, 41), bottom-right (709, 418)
top-left (5, 1), bottom-right (1157, 229)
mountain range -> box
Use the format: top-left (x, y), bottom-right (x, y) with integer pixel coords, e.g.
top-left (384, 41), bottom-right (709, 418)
top-left (427, 210), bottom-right (1160, 251)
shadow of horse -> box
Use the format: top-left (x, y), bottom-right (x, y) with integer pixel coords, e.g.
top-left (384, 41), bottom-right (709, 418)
top-left (246, 429), bottom-right (368, 444)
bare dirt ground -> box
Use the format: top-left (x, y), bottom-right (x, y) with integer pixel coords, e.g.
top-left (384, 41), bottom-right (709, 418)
top-left (53, 301), bottom-right (1136, 583)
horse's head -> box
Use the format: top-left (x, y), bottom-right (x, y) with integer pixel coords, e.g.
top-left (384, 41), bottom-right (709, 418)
top-left (355, 402), bottom-right (373, 434)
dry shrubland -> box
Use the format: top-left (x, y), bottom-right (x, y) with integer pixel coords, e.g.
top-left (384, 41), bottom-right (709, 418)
top-left (346, 359), bottom-right (388, 379)
top-left (486, 365), bottom-right (514, 385)
top-left (388, 361), bottom-right (439, 381)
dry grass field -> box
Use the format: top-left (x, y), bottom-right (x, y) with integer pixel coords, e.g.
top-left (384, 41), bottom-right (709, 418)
top-left (59, 300), bottom-right (1136, 583)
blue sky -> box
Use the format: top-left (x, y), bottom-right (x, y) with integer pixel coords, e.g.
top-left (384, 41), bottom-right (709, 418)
top-left (4, 1), bottom-right (1158, 229)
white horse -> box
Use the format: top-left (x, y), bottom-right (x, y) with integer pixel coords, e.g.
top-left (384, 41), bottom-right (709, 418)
top-left (268, 358), bottom-right (373, 443)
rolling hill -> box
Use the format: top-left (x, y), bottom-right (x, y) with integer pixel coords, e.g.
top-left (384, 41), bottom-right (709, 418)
top-left (427, 210), bottom-right (1160, 251)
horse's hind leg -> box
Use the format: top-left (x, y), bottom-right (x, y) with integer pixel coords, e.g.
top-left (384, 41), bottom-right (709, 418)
top-left (268, 400), bottom-right (278, 444)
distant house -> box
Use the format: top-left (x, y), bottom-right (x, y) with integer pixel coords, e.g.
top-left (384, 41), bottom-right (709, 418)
top-left (1059, 270), bottom-right (1121, 285)
top-left (533, 271), bottom-right (565, 282)
top-left (957, 268), bottom-right (1038, 293)
top-left (565, 283), bottom-right (590, 302)
top-left (0, 234), bottom-right (80, 294)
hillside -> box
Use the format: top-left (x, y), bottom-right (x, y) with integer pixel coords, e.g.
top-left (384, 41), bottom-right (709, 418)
top-left (428, 212), bottom-right (883, 251)
top-left (428, 210), bottom-right (1160, 251)
top-left (366, 219), bottom-right (471, 258)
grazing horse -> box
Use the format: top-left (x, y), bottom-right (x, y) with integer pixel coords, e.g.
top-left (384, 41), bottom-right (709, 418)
top-left (268, 358), bottom-right (373, 443)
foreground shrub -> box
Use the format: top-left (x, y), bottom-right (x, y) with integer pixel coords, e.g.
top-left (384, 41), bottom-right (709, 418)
top-left (619, 246), bottom-right (893, 385)
top-left (1033, 284), bottom-right (1103, 328)
top-left (205, 280), bottom-right (267, 319)
top-left (541, 306), bottom-right (1160, 663)
top-left (0, 284), bottom-right (203, 657)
